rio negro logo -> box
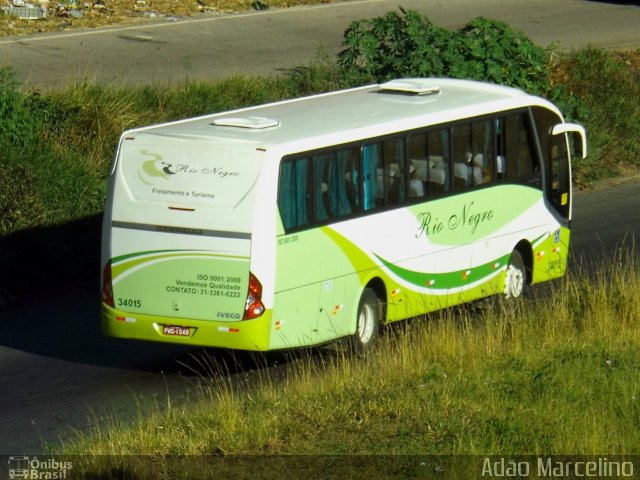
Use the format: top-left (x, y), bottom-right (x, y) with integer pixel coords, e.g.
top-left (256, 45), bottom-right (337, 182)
top-left (138, 150), bottom-right (240, 186)
top-left (139, 151), bottom-right (173, 183)
top-left (415, 201), bottom-right (495, 239)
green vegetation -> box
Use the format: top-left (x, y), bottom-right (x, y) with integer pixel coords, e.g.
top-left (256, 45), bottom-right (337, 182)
top-left (62, 248), bottom-right (640, 477)
top-left (553, 48), bottom-right (640, 184)
top-left (339, 9), bottom-right (549, 95)
top-left (1, 11), bottom-right (639, 237)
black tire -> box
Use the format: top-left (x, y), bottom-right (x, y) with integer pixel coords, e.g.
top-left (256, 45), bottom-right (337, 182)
top-left (504, 250), bottom-right (526, 299)
top-left (349, 287), bottom-right (382, 356)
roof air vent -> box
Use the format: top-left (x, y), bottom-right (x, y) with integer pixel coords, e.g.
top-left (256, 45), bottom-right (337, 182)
top-left (379, 79), bottom-right (440, 96)
top-left (211, 116), bottom-right (280, 129)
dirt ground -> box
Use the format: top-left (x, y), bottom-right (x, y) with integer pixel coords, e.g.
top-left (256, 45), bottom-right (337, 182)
top-left (614, 49), bottom-right (640, 70)
top-left (0, 0), bottom-right (320, 36)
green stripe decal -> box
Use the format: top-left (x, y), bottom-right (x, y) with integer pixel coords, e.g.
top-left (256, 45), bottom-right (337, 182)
top-left (322, 225), bottom-right (509, 292)
top-left (374, 253), bottom-right (510, 291)
top-left (321, 226), bottom-right (378, 283)
top-left (111, 250), bottom-right (248, 282)
top-left (112, 249), bottom-right (188, 264)
top-left (531, 232), bottom-right (548, 247)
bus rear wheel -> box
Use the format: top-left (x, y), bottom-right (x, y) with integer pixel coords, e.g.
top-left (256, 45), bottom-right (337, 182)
top-left (349, 287), bottom-right (382, 356)
top-left (504, 250), bottom-right (526, 299)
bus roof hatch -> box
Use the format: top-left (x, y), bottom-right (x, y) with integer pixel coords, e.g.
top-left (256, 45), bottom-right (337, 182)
top-left (379, 79), bottom-right (440, 96)
top-left (211, 116), bottom-right (280, 129)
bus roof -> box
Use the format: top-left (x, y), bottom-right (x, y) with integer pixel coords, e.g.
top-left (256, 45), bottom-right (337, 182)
top-left (127, 78), bottom-right (558, 154)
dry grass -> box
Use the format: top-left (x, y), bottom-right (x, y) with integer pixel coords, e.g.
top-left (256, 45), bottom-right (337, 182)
top-left (61, 247), bottom-right (640, 478)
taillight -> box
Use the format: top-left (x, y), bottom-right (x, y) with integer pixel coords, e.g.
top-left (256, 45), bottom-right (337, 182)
top-left (243, 272), bottom-right (265, 320)
top-left (102, 262), bottom-right (114, 307)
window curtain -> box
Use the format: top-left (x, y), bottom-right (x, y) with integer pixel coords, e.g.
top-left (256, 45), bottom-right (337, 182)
top-left (362, 144), bottom-right (379, 210)
top-left (279, 158), bottom-right (309, 230)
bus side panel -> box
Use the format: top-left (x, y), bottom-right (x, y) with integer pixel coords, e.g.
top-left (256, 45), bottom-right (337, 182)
top-left (531, 226), bottom-right (571, 284)
top-left (270, 285), bottom-right (322, 349)
top-left (270, 228), bottom-right (360, 349)
top-left (326, 185), bottom-right (554, 321)
top-left (269, 184), bottom-right (568, 350)
top-left (321, 224), bottom-right (469, 322)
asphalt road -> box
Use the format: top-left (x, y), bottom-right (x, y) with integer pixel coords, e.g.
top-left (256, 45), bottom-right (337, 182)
top-left (0, 0), bottom-right (639, 90)
top-left (0, 0), bottom-right (639, 456)
top-left (0, 293), bottom-right (262, 454)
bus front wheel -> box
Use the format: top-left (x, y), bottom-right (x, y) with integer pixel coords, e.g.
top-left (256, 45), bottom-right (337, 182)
top-left (349, 287), bottom-right (382, 355)
top-left (504, 250), bottom-right (526, 299)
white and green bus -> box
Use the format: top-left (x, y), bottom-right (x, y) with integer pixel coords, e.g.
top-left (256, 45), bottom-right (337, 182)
top-left (101, 78), bottom-right (586, 353)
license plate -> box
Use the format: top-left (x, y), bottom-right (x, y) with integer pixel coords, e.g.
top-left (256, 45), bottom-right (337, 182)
top-left (162, 325), bottom-right (191, 337)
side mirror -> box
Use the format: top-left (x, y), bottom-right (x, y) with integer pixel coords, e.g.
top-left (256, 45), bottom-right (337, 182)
top-left (552, 123), bottom-right (587, 160)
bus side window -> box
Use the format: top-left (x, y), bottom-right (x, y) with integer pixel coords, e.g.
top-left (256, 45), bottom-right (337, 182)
top-left (452, 120), bottom-right (493, 189)
top-left (408, 132), bottom-right (427, 199)
top-left (314, 152), bottom-right (334, 221)
top-left (278, 156), bottom-right (311, 231)
top-left (411, 128), bottom-right (449, 197)
top-left (342, 147), bottom-right (360, 212)
top-left (502, 112), bottom-right (540, 186)
top-left (452, 124), bottom-right (472, 190)
top-left (382, 137), bottom-right (406, 206)
top-left (364, 138), bottom-right (405, 210)
top-left (471, 120), bottom-right (493, 185)
top-left (496, 117), bottom-right (506, 179)
top-left (424, 128), bottom-right (449, 197)
top-left (315, 147), bottom-right (360, 222)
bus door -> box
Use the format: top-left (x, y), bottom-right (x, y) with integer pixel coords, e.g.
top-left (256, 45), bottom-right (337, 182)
top-left (532, 106), bottom-right (587, 223)
top-left (547, 123), bottom-right (587, 222)
top-left (546, 131), bottom-right (572, 220)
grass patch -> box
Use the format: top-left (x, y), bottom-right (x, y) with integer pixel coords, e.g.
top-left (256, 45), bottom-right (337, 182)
top-left (550, 48), bottom-right (640, 184)
top-left (61, 248), bottom-right (640, 476)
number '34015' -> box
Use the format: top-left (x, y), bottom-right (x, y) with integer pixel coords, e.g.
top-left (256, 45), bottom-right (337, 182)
top-left (118, 298), bottom-right (142, 308)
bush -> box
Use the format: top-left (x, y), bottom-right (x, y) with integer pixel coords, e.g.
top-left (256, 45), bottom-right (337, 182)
top-left (0, 67), bottom-right (40, 149)
top-left (338, 9), bottom-right (460, 83)
top-left (553, 48), bottom-right (640, 182)
top-left (456, 17), bottom-right (549, 94)
top-left (338, 8), bottom-right (549, 94)
top-left (0, 163), bottom-right (44, 233)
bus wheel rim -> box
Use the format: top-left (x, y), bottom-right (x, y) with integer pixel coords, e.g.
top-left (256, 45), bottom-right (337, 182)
top-left (358, 304), bottom-right (375, 343)
top-left (505, 264), bottom-right (524, 299)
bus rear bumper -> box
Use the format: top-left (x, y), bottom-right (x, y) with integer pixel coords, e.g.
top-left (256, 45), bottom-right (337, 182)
top-left (101, 303), bottom-right (272, 351)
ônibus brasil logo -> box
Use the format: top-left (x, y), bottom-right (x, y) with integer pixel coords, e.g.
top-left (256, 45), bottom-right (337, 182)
top-left (8, 456), bottom-right (73, 479)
